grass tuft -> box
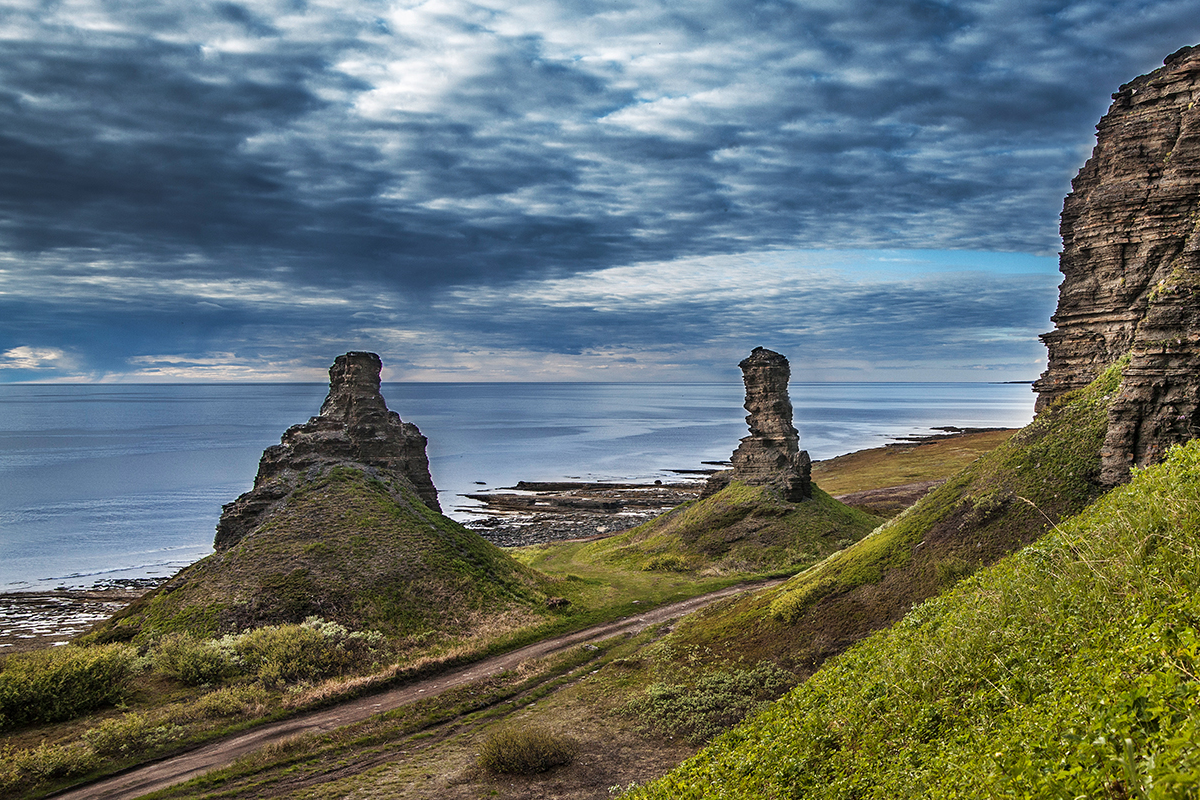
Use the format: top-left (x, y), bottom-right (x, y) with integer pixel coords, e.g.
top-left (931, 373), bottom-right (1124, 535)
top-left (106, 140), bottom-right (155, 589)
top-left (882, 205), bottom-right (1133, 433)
top-left (477, 726), bottom-right (580, 775)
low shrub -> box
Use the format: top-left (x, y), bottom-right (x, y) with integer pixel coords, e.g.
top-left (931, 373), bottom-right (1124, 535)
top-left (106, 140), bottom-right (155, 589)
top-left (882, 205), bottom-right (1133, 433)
top-left (81, 712), bottom-right (185, 758)
top-left (0, 742), bottom-right (97, 795)
top-left (625, 661), bottom-right (796, 743)
top-left (235, 617), bottom-right (384, 687)
top-left (477, 726), bottom-right (579, 774)
top-left (153, 633), bottom-right (243, 685)
top-left (150, 617), bottom-right (385, 688)
top-left (0, 643), bottom-right (136, 728)
top-left (188, 683), bottom-right (271, 719)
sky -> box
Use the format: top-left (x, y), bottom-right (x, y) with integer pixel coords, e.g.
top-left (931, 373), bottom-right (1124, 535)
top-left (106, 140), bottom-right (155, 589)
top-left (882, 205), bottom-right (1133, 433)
top-left (1, 0), bottom-right (1198, 383)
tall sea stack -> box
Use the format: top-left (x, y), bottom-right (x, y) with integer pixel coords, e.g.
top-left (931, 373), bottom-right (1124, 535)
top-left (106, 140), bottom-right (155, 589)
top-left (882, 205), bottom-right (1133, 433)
top-left (1033, 45), bottom-right (1200, 484)
top-left (214, 352), bottom-right (440, 550)
top-left (93, 352), bottom-right (552, 638)
top-left (704, 347), bottom-right (812, 501)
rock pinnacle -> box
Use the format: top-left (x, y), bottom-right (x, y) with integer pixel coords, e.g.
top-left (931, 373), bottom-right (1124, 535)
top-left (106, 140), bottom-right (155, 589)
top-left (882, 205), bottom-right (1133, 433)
top-left (213, 352), bottom-right (440, 550)
top-left (703, 347), bottom-right (812, 501)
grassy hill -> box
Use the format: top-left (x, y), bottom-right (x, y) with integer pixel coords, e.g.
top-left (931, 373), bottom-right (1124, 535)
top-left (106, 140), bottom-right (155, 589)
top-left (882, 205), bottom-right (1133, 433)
top-left (640, 364), bottom-right (1122, 673)
top-left (568, 482), bottom-right (883, 576)
top-left (90, 464), bottom-right (556, 644)
top-left (634, 435), bottom-right (1200, 799)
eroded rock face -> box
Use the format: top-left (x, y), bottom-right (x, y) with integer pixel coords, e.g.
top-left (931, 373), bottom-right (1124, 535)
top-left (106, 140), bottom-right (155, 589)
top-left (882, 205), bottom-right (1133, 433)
top-left (214, 352), bottom-right (440, 550)
top-left (1033, 45), bottom-right (1200, 484)
top-left (704, 347), bottom-right (812, 501)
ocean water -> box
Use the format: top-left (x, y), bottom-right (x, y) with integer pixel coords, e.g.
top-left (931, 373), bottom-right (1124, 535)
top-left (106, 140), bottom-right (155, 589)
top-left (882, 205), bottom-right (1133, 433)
top-left (0, 382), bottom-right (1036, 592)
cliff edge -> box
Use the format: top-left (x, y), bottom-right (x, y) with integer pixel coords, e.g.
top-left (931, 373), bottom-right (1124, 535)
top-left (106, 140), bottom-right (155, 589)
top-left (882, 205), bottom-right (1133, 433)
top-left (1034, 45), bottom-right (1200, 484)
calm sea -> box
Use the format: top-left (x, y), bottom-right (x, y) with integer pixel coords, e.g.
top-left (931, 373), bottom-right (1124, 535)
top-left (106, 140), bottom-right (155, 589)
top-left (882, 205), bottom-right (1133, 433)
top-left (0, 382), bottom-right (1036, 592)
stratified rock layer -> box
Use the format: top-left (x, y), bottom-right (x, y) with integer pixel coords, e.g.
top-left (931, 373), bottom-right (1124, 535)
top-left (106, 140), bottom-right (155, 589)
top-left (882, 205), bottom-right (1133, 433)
top-left (1034, 45), bottom-right (1200, 484)
top-left (214, 352), bottom-right (440, 550)
top-left (704, 347), bottom-right (812, 501)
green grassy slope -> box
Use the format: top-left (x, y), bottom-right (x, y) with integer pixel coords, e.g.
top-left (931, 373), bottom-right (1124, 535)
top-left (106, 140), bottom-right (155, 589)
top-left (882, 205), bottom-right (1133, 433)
top-left (649, 364), bottom-right (1122, 672)
top-left (635, 436), bottom-right (1200, 800)
top-left (91, 465), bottom-right (555, 642)
top-left (573, 482), bottom-right (883, 576)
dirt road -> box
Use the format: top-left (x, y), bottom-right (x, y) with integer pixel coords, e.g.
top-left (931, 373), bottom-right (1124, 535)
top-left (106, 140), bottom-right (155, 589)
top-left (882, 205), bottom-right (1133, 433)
top-left (52, 580), bottom-right (780, 800)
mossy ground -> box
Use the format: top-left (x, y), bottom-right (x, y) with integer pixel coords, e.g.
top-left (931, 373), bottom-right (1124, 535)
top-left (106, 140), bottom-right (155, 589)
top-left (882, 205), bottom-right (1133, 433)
top-left (91, 465), bottom-right (556, 645)
top-left (634, 437), bottom-right (1200, 799)
top-left (811, 428), bottom-right (1016, 496)
top-left (555, 482), bottom-right (882, 576)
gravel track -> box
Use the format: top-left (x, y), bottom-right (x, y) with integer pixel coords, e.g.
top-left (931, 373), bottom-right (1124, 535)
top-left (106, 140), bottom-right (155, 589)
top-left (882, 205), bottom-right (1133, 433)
top-left (51, 579), bottom-right (781, 800)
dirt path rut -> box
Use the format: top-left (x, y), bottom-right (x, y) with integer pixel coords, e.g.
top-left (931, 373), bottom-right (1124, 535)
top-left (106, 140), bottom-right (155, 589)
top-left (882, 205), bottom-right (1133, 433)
top-left (53, 580), bottom-right (780, 800)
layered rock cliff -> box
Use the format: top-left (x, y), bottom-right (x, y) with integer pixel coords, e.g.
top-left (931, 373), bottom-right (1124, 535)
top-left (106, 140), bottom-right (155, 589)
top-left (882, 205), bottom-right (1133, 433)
top-left (1034, 45), bottom-right (1200, 484)
top-left (704, 347), bottom-right (812, 501)
top-left (214, 352), bottom-right (440, 550)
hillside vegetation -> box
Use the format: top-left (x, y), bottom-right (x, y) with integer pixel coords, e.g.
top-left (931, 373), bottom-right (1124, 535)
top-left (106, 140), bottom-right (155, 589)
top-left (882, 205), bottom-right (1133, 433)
top-left (573, 482), bottom-right (882, 575)
top-left (90, 465), bottom-right (555, 644)
top-left (635, 436), bottom-right (1200, 799)
top-left (2, 376), bottom-right (1115, 799)
top-left (647, 364), bottom-right (1122, 672)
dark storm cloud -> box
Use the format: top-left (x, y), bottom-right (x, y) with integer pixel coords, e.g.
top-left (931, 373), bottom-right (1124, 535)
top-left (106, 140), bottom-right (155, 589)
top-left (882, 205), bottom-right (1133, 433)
top-left (1, 0), bottom-right (1198, 379)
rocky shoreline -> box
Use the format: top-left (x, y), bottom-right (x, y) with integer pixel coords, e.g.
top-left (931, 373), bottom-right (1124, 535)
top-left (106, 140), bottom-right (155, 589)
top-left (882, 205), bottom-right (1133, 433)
top-left (459, 477), bottom-right (712, 546)
top-left (0, 579), bottom-right (161, 652)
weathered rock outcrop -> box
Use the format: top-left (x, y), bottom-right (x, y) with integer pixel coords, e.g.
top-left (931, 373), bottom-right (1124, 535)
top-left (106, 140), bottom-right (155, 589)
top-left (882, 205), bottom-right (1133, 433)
top-left (704, 347), bottom-right (812, 501)
top-left (214, 352), bottom-right (440, 550)
top-left (1034, 45), bottom-right (1200, 485)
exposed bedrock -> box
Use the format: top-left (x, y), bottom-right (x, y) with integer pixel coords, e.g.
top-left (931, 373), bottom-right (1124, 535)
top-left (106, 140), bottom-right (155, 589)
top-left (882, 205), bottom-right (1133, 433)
top-left (704, 347), bottom-right (812, 501)
top-left (1033, 45), bottom-right (1200, 484)
top-left (214, 352), bottom-right (440, 550)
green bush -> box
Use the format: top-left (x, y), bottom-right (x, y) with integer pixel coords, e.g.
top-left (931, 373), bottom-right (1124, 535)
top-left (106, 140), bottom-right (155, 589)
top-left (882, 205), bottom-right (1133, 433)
top-left (0, 742), bottom-right (97, 795)
top-left (81, 712), bottom-right (185, 758)
top-left (150, 617), bottom-right (385, 688)
top-left (153, 633), bottom-right (244, 685)
top-left (189, 683), bottom-right (271, 719)
top-left (625, 661), bottom-right (796, 743)
top-left (234, 617), bottom-right (383, 687)
top-left (0, 643), bottom-right (136, 728)
top-left (477, 726), bottom-right (579, 774)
